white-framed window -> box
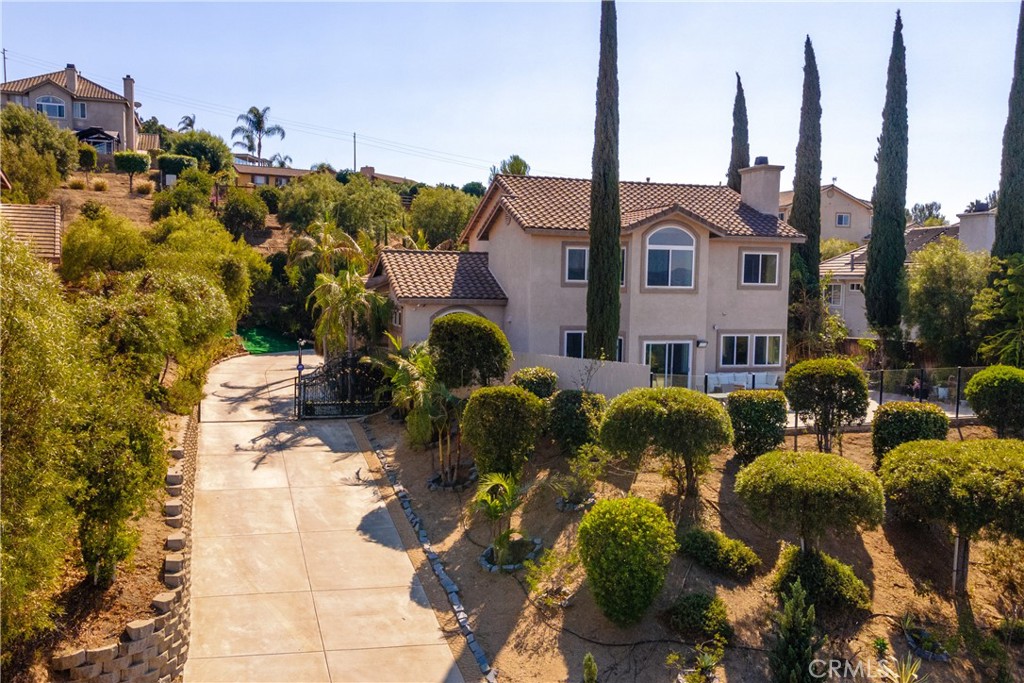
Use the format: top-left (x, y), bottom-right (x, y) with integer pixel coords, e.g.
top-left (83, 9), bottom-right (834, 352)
top-left (564, 330), bottom-right (622, 362)
top-left (836, 212), bottom-right (851, 227)
top-left (566, 247), bottom-right (588, 282)
top-left (826, 284), bottom-right (843, 307)
top-left (645, 226), bottom-right (694, 288)
top-left (778, 212), bottom-right (786, 220)
top-left (720, 334), bottom-right (782, 367)
top-left (73, 102), bottom-right (87, 118)
top-left (36, 95), bottom-right (65, 118)
top-left (83, 138), bottom-right (112, 154)
top-left (391, 305), bottom-right (402, 327)
top-left (645, 341), bottom-right (692, 388)
top-left (741, 252), bottom-right (779, 285)
top-left (9, 95), bottom-right (29, 107)
top-left (850, 283), bottom-right (863, 292)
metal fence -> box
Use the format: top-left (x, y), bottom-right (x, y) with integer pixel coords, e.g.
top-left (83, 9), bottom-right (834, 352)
top-left (294, 356), bottom-right (389, 419)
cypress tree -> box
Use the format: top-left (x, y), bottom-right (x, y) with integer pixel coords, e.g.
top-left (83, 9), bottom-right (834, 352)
top-left (865, 11), bottom-right (909, 338)
top-left (768, 579), bottom-right (821, 683)
top-left (585, 0), bottom-right (621, 360)
top-left (790, 37), bottom-right (823, 295)
top-left (726, 72), bottom-right (750, 193)
top-left (993, 1), bottom-right (1024, 257)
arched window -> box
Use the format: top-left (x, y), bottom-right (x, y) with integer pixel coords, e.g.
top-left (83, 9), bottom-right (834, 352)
top-left (36, 95), bottom-right (66, 118)
top-left (645, 226), bottom-right (694, 288)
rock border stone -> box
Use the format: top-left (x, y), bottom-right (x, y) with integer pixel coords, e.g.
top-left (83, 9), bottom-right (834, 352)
top-left (359, 420), bottom-right (496, 682)
top-left (427, 465), bottom-right (479, 492)
top-left (555, 493), bottom-right (596, 513)
top-left (477, 538), bottom-right (544, 573)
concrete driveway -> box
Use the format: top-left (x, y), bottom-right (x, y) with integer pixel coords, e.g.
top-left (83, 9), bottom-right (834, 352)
top-left (185, 353), bottom-right (464, 683)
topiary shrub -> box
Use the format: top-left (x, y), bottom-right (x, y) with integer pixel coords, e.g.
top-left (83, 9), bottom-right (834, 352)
top-left (113, 150), bottom-right (150, 193)
top-left (667, 592), bottom-right (733, 641)
top-left (510, 366), bottom-right (559, 399)
top-left (550, 389), bottom-right (607, 455)
top-left (771, 544), bottom-right (871, 612)
top-left (221, 188), bottom-right (268, 239)
top-left (577, 497), bottom-right (678, 626)
top-left (255, 185), bottom-right (282, 215)
top-left (783, 358), bottom-right (869, 452)
top-left (78, 143), bottom-right (98, 178)
top-left (727, 389), bottom-right (787, 461)
top-left (871, 401), bottom-right (949, 465)
top-left (679, 527), bottom-right (761, 580)
top-left (462, 385), bottom-right (545, 477)
top-left (157, 153), bottom-right (198, 179)
top-left (428, 313), bottom-right (511, 389)
top-left (965, 365), bottom-right (1024, 437)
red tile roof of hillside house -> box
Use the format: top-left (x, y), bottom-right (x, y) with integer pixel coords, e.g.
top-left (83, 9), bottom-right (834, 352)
top-left (472, 175), bottom-right (802, 240)
top-left (1, 70), bottom-right (127, 102)
top-left (820, 223), bottom-right (960, 280)
top-left (368, 250), bottom-right (507, 302)
top-left (0, 204), bottom-right (63, 263)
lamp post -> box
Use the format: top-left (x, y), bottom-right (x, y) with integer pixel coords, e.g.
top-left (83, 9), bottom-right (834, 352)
top-left (297, 338), bottom-right (309, 377)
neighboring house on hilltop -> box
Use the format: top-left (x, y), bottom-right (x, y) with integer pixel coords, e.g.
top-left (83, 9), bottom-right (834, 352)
top-left (1, 64), bottom-right (144, 154)
top-left (779, 183), bottom-right (873, 244)
top-left (369, 158), bottom-right (804, 390)
top-left (359, 166), bottom-right (416, 185)
top-left (233, 164), bottom-right (310, 188)
top-left (0, 204), bottom-right (63, 264)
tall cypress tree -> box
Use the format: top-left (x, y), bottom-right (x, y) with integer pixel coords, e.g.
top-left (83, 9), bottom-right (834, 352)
top-left (993, 1), bottom-right (1024, 257)
top-left (726, 73), bottom-right (749, 193)
top-left (585, 0), bottom-right (621, 360)
top-left (790, 36), bottom-right (823, 295)
top-left (865, 11), bottom-right (909, 338)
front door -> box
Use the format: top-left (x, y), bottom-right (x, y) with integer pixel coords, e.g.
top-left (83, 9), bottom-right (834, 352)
top-left (645, 341), bottom-right (691, 388)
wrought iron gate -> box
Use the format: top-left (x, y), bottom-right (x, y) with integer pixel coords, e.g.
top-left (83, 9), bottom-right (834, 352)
top-left (294, 356), bottom-right (389, 419)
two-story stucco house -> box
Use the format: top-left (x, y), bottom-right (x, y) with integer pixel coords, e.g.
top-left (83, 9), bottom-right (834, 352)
top-left (1, 64), bottom-right (142, 154)
top-left (368, 159), bottom-right (803, 389)
top-left (779, 183), bottom-right (873, 244)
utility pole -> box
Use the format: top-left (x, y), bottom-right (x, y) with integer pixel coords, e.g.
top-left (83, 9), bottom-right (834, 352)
top-left (2, 49), bottom-right (7, 83)
top-left (353, 132), bottom-right (357, 172)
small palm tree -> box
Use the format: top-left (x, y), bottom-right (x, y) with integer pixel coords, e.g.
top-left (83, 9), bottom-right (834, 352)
top-left (178, 114), bottom-right (195, 132)
top-left (288, 214), bottom-right (362, 275)
top-left (270, 153), bottom-right (292, 168)
top-left (307, 265), bottom-right (383, 360)
top-left (232, 106), bottom-right (285, 162)
top-left (473, 472), bottom-right (525, 566)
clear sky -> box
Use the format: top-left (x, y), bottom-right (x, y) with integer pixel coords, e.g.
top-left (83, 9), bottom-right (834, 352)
top-left (1, 2), bottom-right (1018, 216)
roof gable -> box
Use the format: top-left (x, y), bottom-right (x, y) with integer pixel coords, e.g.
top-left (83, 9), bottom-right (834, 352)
top-left (0, 204), bottom-right (62, 263)
top-left (779, 184), bottom-right (872, 211)
top-left (372, 250), bottom-right (507, 302)
top-left (1, 70), bottom-right (128, 103)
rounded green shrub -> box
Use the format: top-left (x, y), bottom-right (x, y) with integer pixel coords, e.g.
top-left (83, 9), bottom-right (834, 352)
top-left (156, 153), bottom-right (198, 177)
top-left (965, 365), bottom-right (1024, 437)
top-left (510, 366), bottom-right (559, 399)
top-left (727, 389), bottom-right (787, 461)
top-left (771, 544), bottom-right (870, 611)
top-left (550, 389), bottom-right (607, 455)
top-left (871, 401), bottom-right (948, 465)
top-left (679, 527), bottom-right (761, 580)
top-left (577, 497), bottom-right (678, 626)
top-left (428, 313), bottom-right (511, 389)
top-left (78, 143), bottom-right (98, 175)
top-left (783, 358), bottom-right (869, 452)
top-left (462, 385), bottom-right (545, 477)
top-left (221, 188), bottom-right (268, 239)
top-left (667, 592), bottom-right (733, 641)
top-left (255, 185), bottom-right (282, 214)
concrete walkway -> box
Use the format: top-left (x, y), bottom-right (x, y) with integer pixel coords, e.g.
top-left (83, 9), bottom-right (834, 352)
top-left (185, 353), bottom-right (464, 683)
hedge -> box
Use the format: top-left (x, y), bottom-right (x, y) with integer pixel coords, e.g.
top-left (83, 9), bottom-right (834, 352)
top-left (428, 313), bottom-right (511, 389)
top-left (550, 389), bottom-right (607, 455)
top-left (871, 401), bottom-right (948, 465)
top-left (771, 545), bottom-right (870, 612)
top-left (667, 592), bottom-right (733, 641)
top-left (221, 189), bottom-right (268, 238)
top-left (157, 154), bottom-right (198, 177)
top-left (510, 366), bottom-right (559, 399)
top-left (462, 385), bottom-right (545, 477)
top-left (965, 365), bottom-right (1024, 437)
top-left (679, 527), bottom-right (761, 580)
top-left (727, 389), bottom-right (787, 461)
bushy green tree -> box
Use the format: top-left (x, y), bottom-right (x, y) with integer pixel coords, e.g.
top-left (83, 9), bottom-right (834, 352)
top-left (769, 579), bottom-right (822, 683)
top-left (905, 236), bottom-right (989, 366)
top-left (334, 173), bottom-right (404, 242)
top-left (972, 255), bottom-right (1024, 367)
top-left (221, 188), bottom-right (268, 238)
top-left (256, 185), bottom-right (282, 214)
top-left (865, 11), bottom-right (909, 346)
top-left (726, 389), bottom-right (787, 461)
top-left (410, 185), bottom-right (480, 247)
top-left (428, 313), bottom-right (511, 389)
top-left (726, 72), bottom-right (749, 193)
top-left (550, 389), bottom-right (607, 455)
top-left (820, 237), bottom-right (859, 261)
top-left (870, 401), bottom-right (949, 464)
top-left (78, 143), bottom-right (98, 179)
top-left (585, 0), bottom-right (621, 360)
top-left (113, 150), bottom-right (150, 192)
top-left (783, 358), bottom-right (868, 453)
top-left (577, 497), bottom-right (678, 626)
top-left (150, 168), bottom-right (215, 220)
top-left (880, 439), bottom-right (1024, 593)
top-left (993, 1), bottom-right (1024, 257)
top-left (279, 172), bottom-right (346, 231)
top-left (156, 153), bottom-right (198, 179)
top-left (169, 130), bottom-right (233, 173)
top-left (0, 103), bottom-right (79, 177)
top-left (964, 364), bottom-right (1024, 436)
top-left (909, 201), bottom-right (946, 225)
top-left (60, 209), bottom-right (149, 281)
top-left (462, 181), bottom-right (486, 197)
top-left (488, 154), bottom-right (530, 182)
top-left (462, 385), bottom-right (545, 477)
top-left (600, 387), bottom-right (733, 503)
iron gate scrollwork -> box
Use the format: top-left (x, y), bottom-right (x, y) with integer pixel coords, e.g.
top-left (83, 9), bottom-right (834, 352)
top-left (295, 356), bottom-right (389, 419)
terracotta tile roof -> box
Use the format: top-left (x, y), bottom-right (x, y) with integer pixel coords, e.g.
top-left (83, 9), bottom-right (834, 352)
top-left (1, 71), bottom-right (127, 102)
top-left (0, 204), bottom-right (62, 263)
top-left (137, 133), bottom-right (161, 151)
top-left (490, 175), bottom-right (802, 239)
top-left (819, 223), bottom-right (960, 280)
top-left (374, 250), bottom-right (507, 302)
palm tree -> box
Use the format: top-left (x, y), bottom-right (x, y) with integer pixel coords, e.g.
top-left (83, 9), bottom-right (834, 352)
top-left (288, 214), bottom-right (362, 274)
top-left (232, 106), bottom-right (286, 162)
top-left (177, 114), bottom-right (195, 132)
top-left (232, 132), bottom-right (256, 155)
top-left (270, 153), bottom-right (292, 168)
top-left (473, 472), bottom-right (525, 565)
top-left (307, 265), bottom-right (383, 359)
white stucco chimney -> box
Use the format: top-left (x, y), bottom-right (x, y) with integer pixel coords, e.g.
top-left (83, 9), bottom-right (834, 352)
top-left (123, 75), bottom-right (137, 150)
top-left (739, 156), bottom-right (785, 217)
top-left (957, 204), bottom-right (996, 254)
top-left (65, 64), bottom-right (77, 94)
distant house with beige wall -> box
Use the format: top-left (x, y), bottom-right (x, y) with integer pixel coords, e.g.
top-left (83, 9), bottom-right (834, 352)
top-left (233, 164), bottom-right (310, 188)
top-left (779, 183), bottom-right (873, 244)
top-left (1, 64), bottom-right (142, 154)
top-left (369, 159), bottom-right (803, 390)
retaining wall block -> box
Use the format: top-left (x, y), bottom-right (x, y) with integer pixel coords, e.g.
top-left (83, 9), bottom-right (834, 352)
top-left (52, 649), bottom-right (86, 670)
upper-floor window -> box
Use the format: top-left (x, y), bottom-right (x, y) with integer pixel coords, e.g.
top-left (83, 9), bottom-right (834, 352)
top-left (391, 305), bottom-right (402, 327)
top-left (36, 95), bottom-right (65, 118)
top-left (9, 95), bottom-right (29, 107)
top-left (564, 245), bottom-right (626, 286)
top-left (777, 212), bottom-right (786, 220)
top-left (646, 226), bottom-right (694, 288)
top-left (836, 212), bottom-right (851, 227)
top-left (741, 252), bottom-right (778, 286)
top-left (73, 102), bottom-right (87, 118)
top-left (850, 282), bottom-right (863, 292)
top-left (564, 330), bottom-right (623, 362)
top-left (826, 283), bottom-right (843, 306)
